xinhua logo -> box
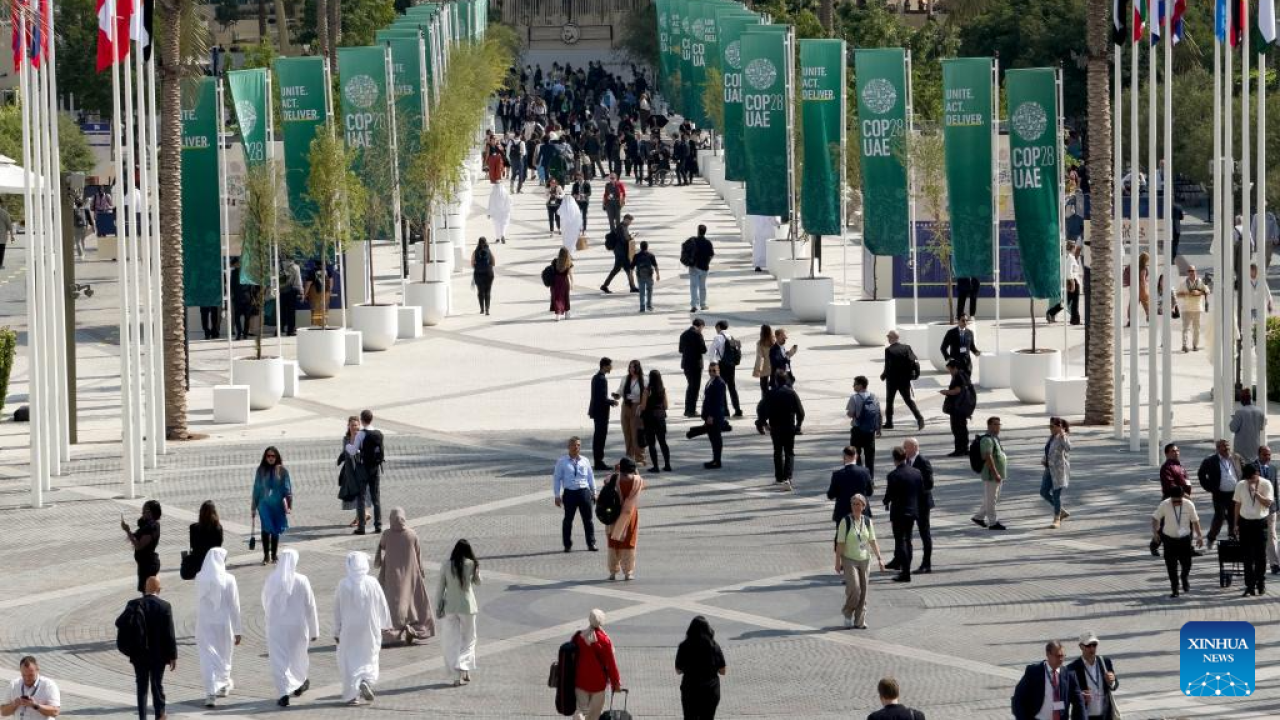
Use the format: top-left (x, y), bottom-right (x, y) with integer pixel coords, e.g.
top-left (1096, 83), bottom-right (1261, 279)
top-left (1180, 622), bottom-right (1255, 698)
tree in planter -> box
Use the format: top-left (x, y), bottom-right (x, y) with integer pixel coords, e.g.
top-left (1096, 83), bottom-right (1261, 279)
top-left (241, 160), bottom-right (300, 360)
top-left (303, 126), bottom-right (366, 329)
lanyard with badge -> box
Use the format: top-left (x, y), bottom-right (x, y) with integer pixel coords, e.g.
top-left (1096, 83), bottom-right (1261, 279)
top-left (19, 680), bottom-right (39, 719)
top-left (1045, 665), bottom-right (1065, 716)
top-left (851, 517), bottom-right (869, 554)
top-left (1172, 503), bottom-right (1183, 534)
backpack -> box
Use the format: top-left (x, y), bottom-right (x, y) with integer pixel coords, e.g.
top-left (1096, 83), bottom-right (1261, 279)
top-left (605, 231), bottom-right (618, 252)
top-left (952, 377), bottom-right (976, 417)
top-left (115, 598), bottom-right (149, 659)
top-left (854, 393), bottom-right (880, 433)
top-left (595, 474), bottom-right (623, 525)
top-left (361, 429), bottom-right (385, 470)
top-left (679, 237), bottom-right (696, 267)
top-left (723, 336), bottom-right (743, 367)
top-left (475, 247), bottom-right (493, 272)
top-left (549, 634), bottom-right (580, 716)
top-left (969, 434), bottom-right (994, 474)
top-left (542, 263), bottom-right (557, 287)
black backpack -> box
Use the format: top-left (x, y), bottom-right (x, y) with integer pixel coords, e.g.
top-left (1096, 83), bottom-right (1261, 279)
top-left (548, 634), bottom-right (580, 716)
top-left (361, 429), bottom-right (385, 470)
top-left (969, 433), bottom-right (995, 474)
top-left (542, 263), bottom-right (557, 287)
top-left (723, 337), bottom-right (743, 367)
top-left (605, 230), bottom-right (619, 252)
top-left (595, 474), bottom-right (623, 525)
top-left (474, 247), bottom-right (492, 271)
top-left (115, 598), bottom-right (149, 659)
top-left (679, 237), bottom-right (696, 267)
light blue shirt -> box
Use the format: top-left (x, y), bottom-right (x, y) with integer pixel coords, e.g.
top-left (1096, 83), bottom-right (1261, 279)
top-left (553, 454), bottom-right (596, 498)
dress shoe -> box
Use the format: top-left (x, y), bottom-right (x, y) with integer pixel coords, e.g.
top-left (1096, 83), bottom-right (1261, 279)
top-left (971, 517), bottom-right (988, 528)
top-left (703, 461), bottom-right (721, 469)
top-left (278, 695), bottom-right (290, 707)
top-left (988, 522), bottom-right (1007, 531)
top-left (649, 466), bottom-right (661, 473)
top-left (891, 574), bottom-right (911, 583)
top-left (600, 285), bottom-right (613, 294)
top-left (353, 528), bottom-right (366, 535)
top-left (883, 422), bottom-right (895, 430)
top-left (1243, 589), bottom-right (1257, 597)
top-left (917, 417), bottom-right (925, 430)
top-left (629, 287), bottom-right (639, 293)
top-left (294, 679), bottom-right (310, 697)
top-left (587, 544), bottom-right (599, 552)
top-left (884, 561), bottom-right (901, 571)
top-left (1169, 591), bottom-right (1180, 598)
top-left (1271, 564), bottom-right (1280, 575)
top-left (594, 464), bottom-right (611, 472)
top-left (946, 451), bottom-right (967, 457)
top-left (915, 566), bottom-right (931, 574)
top-left (685, 428), bottom-right (696, 440)
top-left (1182, 578), bottom-right (1190, 592)
top-left (733, 410), bottom-right (744, 417)
top-left (564, 546), bottom-right (572, 553)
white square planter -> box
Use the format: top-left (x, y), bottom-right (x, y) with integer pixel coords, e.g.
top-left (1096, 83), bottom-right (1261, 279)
top-left (779, 279), bottom-right (792, 310)
top-left (895, 324), bottom-right (931, 365)
top-left (344, 330), bottom-right (364, 366)
top-left (1045, 376), bottom-right (1088, 417)
top-left (826, 301), bottom-right (853, 335)
top-left (397, 306), bottom-right (423, 338)
top-left (281, 359), bottom-right (300, 398)
top-left (977, 350), bottom-right (1012, 389)
top-left (212, 385), bottom-right (250, 424)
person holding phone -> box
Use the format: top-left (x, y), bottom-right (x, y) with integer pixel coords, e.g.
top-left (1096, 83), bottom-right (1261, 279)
top-left (121, 500), bottom-right (162, 594)
top-left (2, 656), bottom-right (61, 718)
top-left (252, 447), bottom-right (292, 565)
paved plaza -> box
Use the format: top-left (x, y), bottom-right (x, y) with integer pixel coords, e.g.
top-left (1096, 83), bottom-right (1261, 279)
top-left (1, 169), bottom-right (1277, 718)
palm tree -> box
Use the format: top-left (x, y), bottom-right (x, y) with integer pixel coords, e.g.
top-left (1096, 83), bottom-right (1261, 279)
top-left (819, 0), bottom-right (834, 34)
top-left (257, 0), bottom-right (268, 39)
top-left (315, 0), bottom-right (330, 59)
top-left (328, 0), bottom-right (342, 67)
top-left (274, 0), bottom-right (289, 52)
top-left (158, 0), bottom-right (210, 439)
top-left (1082, 0), bottom-right (1114, 425)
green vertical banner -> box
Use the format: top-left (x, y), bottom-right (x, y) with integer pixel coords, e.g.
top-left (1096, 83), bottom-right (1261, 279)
top-left (656, 0), bottom-right (671, 98)
top-left (800, 39), bottom-right (844, 237)
top-left (338, 45), bottom-right (394, 237)
top-left (741, 26), bottom-right (790, 217)
top-left (719, 12), bottom-right (755, 181)
top-left (686, 1), bottom-right (707, 125)
top-left (276, 57), bottom-right (329, 225)
top-left (181, 77), bottom-right (222, 307)
top-left (855, 48), bottom-right (909, 257)
top-left (386, 35), bottom-right (428, 150)
top-left (942, 58), bottom-right (995, 278)
top-left (227, 68), bottom-right (270, 167)
top-left (1005, 67), bottom-right (1062, 301)
top-left (670, 0), bottom-right (685, 114)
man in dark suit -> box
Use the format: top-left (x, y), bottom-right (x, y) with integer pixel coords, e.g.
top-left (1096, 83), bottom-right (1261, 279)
top-left (883, 447), bottom-right (922, 582)
top-left (881, 330), bottom-right (924, 431)
top-left (939, 313), bottom-right (981, 375)
top-left (601, 214), bottom-right (637, 293)
top-left (126, 577), bottom-right (178, 720)
top-left (867, 676), bottom-right (927, 720)
top-left (688, 362), bottom-right (728, 469)
top-left (1196, 439), bottom-right (1245, 548)
top-left (1066, 631), bottom-right (1120, 720)
top-left (768, 328), bottom-right (798, 387)
top-left (1012, 641), bottom-right (1087, 720)
top-left (757, 370), bottom-right (805, 491)
top-left (903, 437), bottom-right (934, 574)
top-left (679, 319), bottom-right (707, 417)
top-left (588, 357), bottom-right (617, 471)
top-left (828, 445), bottom-right (873, 524)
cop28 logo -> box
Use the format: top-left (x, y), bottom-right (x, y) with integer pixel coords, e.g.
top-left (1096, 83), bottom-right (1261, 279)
top-left (234, 101), bottom-right (258, 138)
top-left (860, 78), bottom-right (897, 115)
top-left (725, 41), bottom-right (742, 71)
top-left (1011, 102), bottom-right (1048, 143)
top-left (744, 58), bottom-right (777, 90)
top-left (344, 75), bottom-right (380, 110)
top-left (1180, 622), bottom-right (1255, 699)
top-left (691, 18), bottom-right (704, 36)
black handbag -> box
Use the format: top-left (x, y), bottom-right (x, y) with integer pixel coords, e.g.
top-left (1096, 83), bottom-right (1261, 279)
top-left (179, 551), bottom-right (199, 580)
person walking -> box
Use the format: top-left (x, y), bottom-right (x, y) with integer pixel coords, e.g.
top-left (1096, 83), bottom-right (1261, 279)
top-left (1067, 632), bottom-right (1121, 720)
top-left (882, 447), bottom-right (923, 583)
top-left (187, 501), bottom-right (224, 580)
top-left (550, 247), bottom-right (574, 320)
top-left (571, 172), bottom-right (592, 232)
top-left (280, 258), bottom-right (302, 336)
top-left (835, 494), bottom-right (885, 629)
top-left (194, 548), bottom-right (242, 707)
top-left (881, 331), bottom-right (924, 431)
top-left (1255, 446), bottom-right (1280, 574)
top-left (709, 321), bottom-right (743, 417)
top-left (471, 238), bottom-right (496, 316)
top-left (640, 369), bottom-right (672, 473)
top-left (333, 552), bottom-right (392, 705)
top-left (757, 370), bottom-right (805, 490)
top-left (1151, 486), bottom-right (1203, 598)
top-left (675, 616), bottom-right (726, 720)
top-left (768, 328), bottom-right (798, 387)
top-left (679, 319), bottom-right (708, 417)
top-left (606, 458), bottom-right (645, 581)
top-left (375, 508), bottom-right (436, 645)
top-left (508, 134), bottom-right (527, 193)
top-left (971, 417), bottom-right (1007, 531)
top-left (940, 360), bottom-right (976, 457)
top-left (555, 437), bottom-right (599, 552)
top-left (262, 549), bottom-right (318, 707)
top-left (828, 446), bottom-right (874, 526)
top-left (546, 179), bottom-right (564, 236)
top-left (632, 240), bottom-right (660, 313)
top-left (615, 360), bottom-right (649, 466)
top-left (1198, 439), bottom-right (1245, 548)
top-left (338, 417), bottom-right (372, 530)
top-left (120, 500), bottom-right (162, 594)
top-left (572, 609), bottom-right (623, 720)
top-left (603, 173), bottom-right (626, 232)
top-left (1039, 418), bottom-right (1073, 528)
top-left (601, 214), bottom-right (638, 294)
top-left (687, 363), bottom-right (728, 469)
top-left (252, 446), bottom-right (292, 564)
top-left (939, 314), bottom-right (980, 375)
top-left (1160, 443), bottom-right (1194, 499)
top-left (751, 324), bottom-right (774, 398)
top-left (846, 376), bottom-right (883, 478)
top-left (120, 577), bottom-right (177, 720)
top-left (436, 540), bottom-right (481, 686)
top-left (1233, 464), bottom-right (1274, 596)
top-left (1177, 266), bottom-right (1207, 351)
top-left (686, 225), bottom-right (714, 312)
top-left (1011, 642), bottom-right (1086, 720)
top-left (867, 677), bottom-right (926, 719)
top-left (357, 410), bottom-right (385, 535)
top-left (902, 438), bottom-right (934, 575)
top-left (589, 358), bottom-right (617, 471)
top-left (1231, 390), bottom-right (1267, 461)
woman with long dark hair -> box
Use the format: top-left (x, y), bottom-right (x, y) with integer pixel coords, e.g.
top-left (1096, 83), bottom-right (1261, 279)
top-left (120, 499), bottom-right (162, 593)
top-left (436, 539), bottom-right (481, 686)
top-left (252, 446), bottom-right (292, 565)
top-left (550, 248), bottom-right (574, 320)
top-left (471, 237), bottom-right (496, 315)
top-left (640, 369), bottom-right (672, 472)
top-left (1041, 417), bottom-right (1072, 528)
top-left (188, 500), bottom-right (224, 576)
top-left (751, 324), bottom-right (774, 398)
top-left (675, 615), bottom-right (726, 719)
top-left (616, 359), bottom-right (647, 466)
top-left (338, 416), bottom-right (371, 529)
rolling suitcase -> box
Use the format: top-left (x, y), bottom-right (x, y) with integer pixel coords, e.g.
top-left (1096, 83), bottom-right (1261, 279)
top-left (1217, 537), bottom-right (1244, 587)
top-left (600, 689), bottom-right (632, 720)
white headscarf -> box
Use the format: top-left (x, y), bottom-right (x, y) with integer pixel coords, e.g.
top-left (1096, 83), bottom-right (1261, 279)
top-left (262, 548), bottom-right (300, 616)
top-left (558, 197), bottom-right (583, 251)
top-left (339, 551), bottom-right (377, 603)
top-left (196, 547), bottom-right (230, 612)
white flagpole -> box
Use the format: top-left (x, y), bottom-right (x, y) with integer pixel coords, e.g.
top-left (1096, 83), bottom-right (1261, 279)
top-left (122, 39), bottom-right (147, 481)
top-left (840, 42), bottom-right (848, 302)
top-left (134, 37), bottom-right (158, 471)
top-left (384, 47), bottom-right (406, 305)
top-left (266, 71), bottom-right (283, 358)
top-left (1058, 66), bottom-right (1068, 376)
top-left (1225, 26), bottom-right (1237, 438)
top-left (110, 0), bottom-right (138, 497)
top-left (1161, 4), bottom-right (1173, 451)
top-left (1258, 51), bottom-right (1270, 445)
top-left (1147, 0), bottom-right (1159, 466)
top-left (146, 48), bottom-right (166, 456)
top-left (19, 11), bottom-right (44, 508)
top-left (1213, 30), bottom-right (1224, 439)
top-left (993, 56), bottom-right (1002, 353)
top-left (217, 80), bottom-right (234, 379)
top-left (1129, 11), bottom-right (1141, 451)
top-left (1242, 18), bottom-right (1254, 401)
top-left (30, 22), bottom-right (56, 484)
top-left (43, 0), bottom-right (70, 471)
top-left (1113, 39), bottom-right (1124, 440)
top-left (907, 49), bottom-right (918, 325)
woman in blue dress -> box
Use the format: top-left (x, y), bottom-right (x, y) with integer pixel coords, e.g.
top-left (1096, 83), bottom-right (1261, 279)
top-left (252, 446), bottom-right (292, 565)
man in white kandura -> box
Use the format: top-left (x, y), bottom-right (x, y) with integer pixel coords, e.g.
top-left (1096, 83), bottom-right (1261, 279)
top-left (195, 547), bottom-right (242, 708)
top-left (262, 549), bottom-right (319, 708)
top-left (334, 551), bottom-right (392, 705)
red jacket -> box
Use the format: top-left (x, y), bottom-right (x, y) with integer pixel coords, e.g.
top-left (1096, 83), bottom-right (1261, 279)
top-left (573, 628), bottom-right (621, 693)
top-left (486, 153), bottom-right (505, 183)
top-left (603, 180), bottom-right (626, 209)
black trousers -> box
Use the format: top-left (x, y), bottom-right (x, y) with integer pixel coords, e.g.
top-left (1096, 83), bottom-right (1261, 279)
top-left (592, 416), bottom-right (609, 468)
top-left (547, 205), bottom-right (561, 233)
top-left (683, 366), bottom-right (702, 415)
top-left (561, 487), bottom-right (596, 549)
top-left (0, 243), bottom-right (6, 267)
top-left (281, 289), bottom-right (299, 334)
top-left (232, 302), bottom-right (251, 339)
top-left (949, 413), bottom-right (969, 455)
top-left (608, 155), bottom-right (622, 176)
top-left (687, 420), bottom-right (723, 463)
top-left (603, 255), bottom-right (634, 290)
top-left (200, 306), bottom-right (221, 338)
top-left (577, 200), bottom-right (589, 231)
top-left (916, 500), bottom-right (933, 568)
top-left (606, 205), bottom-right (622, 231)
top-left (357, 470), bottom-right (382, 532)
top-left (1241, 518), bottom-right (1268, 591)
top-left (759, 376), bottom-right (770, 398)
top-left (643, 415), bottom-right (670, 468)
top-left (680, 684), bottom-right (721, 720)
top-left (884, 380), bottom-right (922, 424)
top-left (956, 279), bottom-right (979, 317)
top-left (771, 428), bottom-right (796, 482)
top-left (133, 659), bottom-right (167, 720)
top-left (260, 531), bottom-right (280, 560)
top-left (891, 515), bottom-right (915, 577)
top-left (1207, 490), bottom-right (1238, 543)
top-left (475, 271), bottom-right (494, 313)
top-left (1161, 533), bottom-right (1193, 593)
top-left (849, 427), bottom-right (877, 477)
top-left (720, 365), bottom-right (742, 414)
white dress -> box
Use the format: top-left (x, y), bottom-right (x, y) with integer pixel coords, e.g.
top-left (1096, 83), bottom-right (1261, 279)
top-left (489, 183), bottom-right (512, 240)
top-left (559, 196), bottom-right (583, 251)
top-left (194, 548), bottom-right (242, 696)
top-left (262, 549), bottom-right (319, 697)
top-left (334, 552), bottom-right (392, 701)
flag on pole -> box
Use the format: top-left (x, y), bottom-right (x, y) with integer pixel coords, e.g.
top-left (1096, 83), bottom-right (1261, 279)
top-left (1255, 0), bottom-right (1277, 52)
top-left (1133, 0), bottom-right (1147, 42)
top-left (1231, 0), bottom-right (1246, 47)
top-left (1113, 0), bottom-right (1129, 45)
top-left (1217, 0), bottom-right (1229, 41)
top-left (96, 0), bottom-right (134, 72)
top-left (11, 0), bottom-right (48, 69)
top-left (1152, 0), bottom-right (1186, 43)
top-left (131, 0), bottom-right (154, 60)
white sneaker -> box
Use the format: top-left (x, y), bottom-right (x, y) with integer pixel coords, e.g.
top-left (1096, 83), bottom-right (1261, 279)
top-left (781, 480), bottom-right (793, 492)
top-left (217, 680), bottom-right (233, 697)
top-left (359, 681), bottom-right (375, 702)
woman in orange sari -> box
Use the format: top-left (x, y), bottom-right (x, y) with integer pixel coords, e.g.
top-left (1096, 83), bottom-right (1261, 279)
top-left (607, 457), bottom-right (645, 582)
